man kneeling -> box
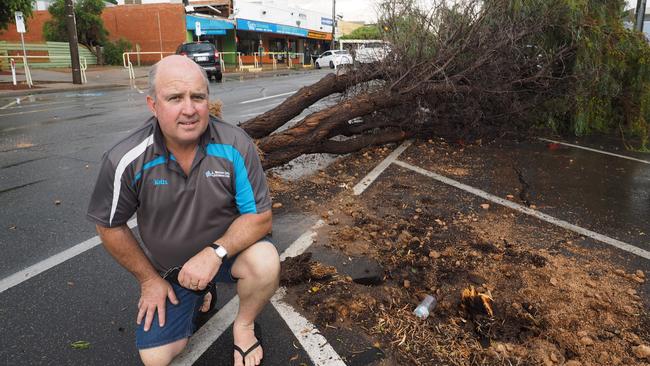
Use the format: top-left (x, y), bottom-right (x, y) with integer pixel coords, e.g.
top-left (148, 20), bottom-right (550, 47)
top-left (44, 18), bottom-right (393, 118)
top-left (87, 55), bottom-right (279, 366)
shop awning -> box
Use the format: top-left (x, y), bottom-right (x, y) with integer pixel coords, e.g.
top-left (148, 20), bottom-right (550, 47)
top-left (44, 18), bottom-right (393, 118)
top-left (236, 18), bottom-right (309, 37)
top-left (186, 15), bottom-right (234, 32)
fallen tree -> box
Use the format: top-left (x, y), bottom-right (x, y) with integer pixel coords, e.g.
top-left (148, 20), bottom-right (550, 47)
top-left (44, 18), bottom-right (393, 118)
top-left (212, 0), bottom-right (649, 170)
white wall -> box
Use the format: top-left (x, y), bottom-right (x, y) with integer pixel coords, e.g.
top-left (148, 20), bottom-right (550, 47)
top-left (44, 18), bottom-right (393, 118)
top-left (233, 0), bottom-right (333, 33)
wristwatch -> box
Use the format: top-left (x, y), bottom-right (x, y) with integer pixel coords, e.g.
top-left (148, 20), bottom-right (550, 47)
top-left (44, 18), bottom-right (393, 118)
top-left (209, 243), bottom-right (228, 260)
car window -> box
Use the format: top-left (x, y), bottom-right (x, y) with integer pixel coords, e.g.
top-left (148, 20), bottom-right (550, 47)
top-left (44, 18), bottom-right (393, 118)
top-left (321, 51), bottom-right (331, 57)
top-left (335, 50), bottom-right (349, 55)
top-left (183, 43), bottom-right (215, 53)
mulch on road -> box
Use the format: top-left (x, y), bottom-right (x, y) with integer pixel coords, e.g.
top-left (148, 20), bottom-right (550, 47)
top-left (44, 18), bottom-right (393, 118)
top-left (0, 82), bottom-right (44, 91)
top-left (272, 139), bottom-right (650, 366)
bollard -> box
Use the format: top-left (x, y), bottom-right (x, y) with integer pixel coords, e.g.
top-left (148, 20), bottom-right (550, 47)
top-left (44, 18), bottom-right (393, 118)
top-left (10, 58), bottom-right (17, 86)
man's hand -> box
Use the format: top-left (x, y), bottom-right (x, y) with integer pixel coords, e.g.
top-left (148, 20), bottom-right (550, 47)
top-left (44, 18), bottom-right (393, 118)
top-left (137, 276), bottom-right (179, 332)
top-left (178, 247), bottom-right (221, 291)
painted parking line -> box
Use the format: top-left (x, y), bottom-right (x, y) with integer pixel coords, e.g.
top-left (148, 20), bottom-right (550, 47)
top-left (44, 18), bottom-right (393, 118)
top-left (239, 91), bottom-right (296, 104)
top-left (171, 220), bottom-right (344, 366)
top-left (0, 99), bottom-right (19, 110)
top-left (539, 137), bottom-right (650, 165)
top-left (352, 140), bottom-right (413, 195)
top-left (393, 159), bottom-right (650, 261)
top-left (272, 289), bottom-right (347, 366)
top-left (0, 218), bottom-right (138, 294)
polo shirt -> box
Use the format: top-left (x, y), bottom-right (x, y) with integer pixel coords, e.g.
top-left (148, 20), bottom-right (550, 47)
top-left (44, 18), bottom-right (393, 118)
top-left (87, 116), bottom-right (272, 271)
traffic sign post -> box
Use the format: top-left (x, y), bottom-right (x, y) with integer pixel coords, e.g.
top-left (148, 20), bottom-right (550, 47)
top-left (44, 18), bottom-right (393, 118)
top-left (15, 11), bottom-right (33, 88)
top-left (195, 21), bottom-right (202, 41)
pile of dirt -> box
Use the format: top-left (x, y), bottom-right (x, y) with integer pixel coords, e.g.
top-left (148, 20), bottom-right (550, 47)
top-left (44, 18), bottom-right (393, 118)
top-left (273, 141), bottom-right (650, 366)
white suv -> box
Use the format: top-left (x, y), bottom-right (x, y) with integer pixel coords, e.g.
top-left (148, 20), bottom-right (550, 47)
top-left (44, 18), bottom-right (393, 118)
top-left (314, 50), bottom-right (353, 69)
top-left (355, 43), bottom-right (390, 64)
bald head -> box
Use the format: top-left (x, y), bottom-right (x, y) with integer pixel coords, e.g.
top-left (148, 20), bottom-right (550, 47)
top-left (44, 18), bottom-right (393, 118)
top-left (148, 55), bottom-right (209, 100)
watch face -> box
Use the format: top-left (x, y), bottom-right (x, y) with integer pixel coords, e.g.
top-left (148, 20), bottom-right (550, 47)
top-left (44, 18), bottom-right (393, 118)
top-left (215, 246), bottom-right (227, 258)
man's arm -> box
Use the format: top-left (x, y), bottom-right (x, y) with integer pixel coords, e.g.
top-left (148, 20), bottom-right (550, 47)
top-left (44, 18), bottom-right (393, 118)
top-left (178, 210), bottom-right (272, 290)
top-left (96, 224), bottom-right (178, 331)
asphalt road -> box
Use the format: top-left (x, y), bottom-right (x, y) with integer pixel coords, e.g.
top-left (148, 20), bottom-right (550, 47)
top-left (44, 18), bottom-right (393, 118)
top-left (0, 70), bottom-right (334, 365)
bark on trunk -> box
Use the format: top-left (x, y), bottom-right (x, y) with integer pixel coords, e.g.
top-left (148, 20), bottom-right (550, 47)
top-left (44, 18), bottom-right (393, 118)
top-left (240, 70), bottom-right (382, 138)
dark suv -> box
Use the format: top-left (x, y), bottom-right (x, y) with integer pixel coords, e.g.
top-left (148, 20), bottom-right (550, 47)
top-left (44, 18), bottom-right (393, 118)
top-left (176, 42), bottom-right (222, 82)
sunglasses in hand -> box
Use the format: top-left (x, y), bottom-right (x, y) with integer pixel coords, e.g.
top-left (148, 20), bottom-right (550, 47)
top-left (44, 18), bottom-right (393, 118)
top-left (162, 266), bottom-right (215, 295)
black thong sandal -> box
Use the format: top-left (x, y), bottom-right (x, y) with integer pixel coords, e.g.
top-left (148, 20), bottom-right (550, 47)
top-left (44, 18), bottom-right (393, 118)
top-left (233, 323), bottom-right (263, 365)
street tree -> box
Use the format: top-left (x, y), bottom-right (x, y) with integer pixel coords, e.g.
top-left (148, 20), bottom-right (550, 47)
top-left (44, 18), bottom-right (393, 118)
top-left (340, 25), bottom-right (381, 40)
top-left (43, 0), bottom-right (108, 49)
top-left (0, 0), bottom-right (33, 31)
top-left (229, 0), bottom-right (650, 170)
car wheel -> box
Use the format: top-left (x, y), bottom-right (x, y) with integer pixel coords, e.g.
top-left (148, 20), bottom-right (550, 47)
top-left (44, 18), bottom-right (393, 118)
top-left (329, 61), bottom-right (334, 69)
top-left (315, 61), bottom-right (321, 69)
top-left (215, 71), bottom-right (223, 82)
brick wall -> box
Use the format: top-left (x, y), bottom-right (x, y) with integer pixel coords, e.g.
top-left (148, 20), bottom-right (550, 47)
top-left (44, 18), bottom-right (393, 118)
top-left (0, 4), bottom-right (187, 64)
top-left (103, 4), bottom-right (187, 61)
top-left (0, 11), bottom-right (51, 42)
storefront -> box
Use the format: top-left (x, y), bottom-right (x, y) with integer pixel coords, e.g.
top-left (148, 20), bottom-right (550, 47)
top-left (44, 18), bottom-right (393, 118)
top-left (185, 15), bottom-right (238, 64)
top-left (235, 18), bottom-right (311, 65)
top-left (305, 30), bottom-right (332, 64)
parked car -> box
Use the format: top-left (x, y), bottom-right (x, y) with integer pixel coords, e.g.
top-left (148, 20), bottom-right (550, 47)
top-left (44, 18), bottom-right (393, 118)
top-left (175, 42), bottom-right (222, 82)
top-left (354, 43), bottom-right (390, 64)
top-left (314, 50), bottom-right (353, 69)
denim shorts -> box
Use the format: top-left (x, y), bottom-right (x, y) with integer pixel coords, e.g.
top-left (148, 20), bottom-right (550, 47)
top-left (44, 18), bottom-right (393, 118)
top-left (135, 254), bottom-right (238, 350)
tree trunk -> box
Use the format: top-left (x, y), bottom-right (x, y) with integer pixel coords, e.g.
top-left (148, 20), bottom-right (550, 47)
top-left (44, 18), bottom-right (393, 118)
top-left (240, 69), bottom-right (382, 138)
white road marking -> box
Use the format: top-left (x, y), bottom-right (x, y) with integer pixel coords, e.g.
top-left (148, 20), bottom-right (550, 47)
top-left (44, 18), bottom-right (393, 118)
top-left (239, 91), bottom-right (296, 104)
top-left (394, 160), bottom-right (650, 260)
top-left (0, 219), bottom-right (138, 294)
top-left (0, 99), bottom-right (19, 110)
top-left (0, 104), bottom-right (77, 117)
top-left (353, 140), bottom-right (413, 195)
top-left (170, 296), bottom-right (240, 366)
top-left (272, 288), bottom-right (347, 366)
top-left (539, 137), bottom-right (650, 165)
top-left (172, 220), bottom-right (342, 366)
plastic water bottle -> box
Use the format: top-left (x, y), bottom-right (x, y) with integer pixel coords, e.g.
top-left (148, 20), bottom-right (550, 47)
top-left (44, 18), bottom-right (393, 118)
top-left (413, 295), bottom-right (437, 319)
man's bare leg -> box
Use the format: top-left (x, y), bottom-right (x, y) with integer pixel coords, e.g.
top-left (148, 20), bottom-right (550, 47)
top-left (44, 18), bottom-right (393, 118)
top-left (139, 338), bottom-right (187, 366)
top-left (231, 240), bottom-right (280, 366)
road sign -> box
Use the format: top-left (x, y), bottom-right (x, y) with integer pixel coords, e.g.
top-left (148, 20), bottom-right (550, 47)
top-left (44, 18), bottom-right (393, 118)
top-left (195, 21), bottom-right (202, 36)
top-left (15, 11), bottom-right (26, 33)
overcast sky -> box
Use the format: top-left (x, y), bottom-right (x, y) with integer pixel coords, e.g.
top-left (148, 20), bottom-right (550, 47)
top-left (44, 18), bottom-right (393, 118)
top-left (290, 0), bottom-right (645, 24)
top-left (289, 0), bottom-right (379, 23)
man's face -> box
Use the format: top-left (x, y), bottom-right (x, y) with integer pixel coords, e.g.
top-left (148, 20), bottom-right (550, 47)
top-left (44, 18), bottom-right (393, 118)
top-left (146, 60), bottom-right (209, 150)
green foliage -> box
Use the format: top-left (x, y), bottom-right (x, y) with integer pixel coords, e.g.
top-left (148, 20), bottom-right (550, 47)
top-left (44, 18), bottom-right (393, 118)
top-left (0, 0), bottom-right (33, 31)
top-left (340, 25), bottom-right (381, 40)
top-left (43, 0), bottom-right (108, 48)
top-left (539, 0), bottom-right (650, 149)
top-left (103, 38), bottom-right (131, 65)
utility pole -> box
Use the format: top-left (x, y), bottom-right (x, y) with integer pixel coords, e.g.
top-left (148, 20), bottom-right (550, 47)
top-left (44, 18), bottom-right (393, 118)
top-left (330, 0), bottom-right (336, 50)
top-left (635, 0), bottom-right (647, 33)
top-left (65, 0), bottom-right (82, 84)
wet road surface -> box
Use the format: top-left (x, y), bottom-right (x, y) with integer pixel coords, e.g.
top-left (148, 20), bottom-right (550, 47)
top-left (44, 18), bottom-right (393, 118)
top-left (1, 70), bottom-right (649, 365)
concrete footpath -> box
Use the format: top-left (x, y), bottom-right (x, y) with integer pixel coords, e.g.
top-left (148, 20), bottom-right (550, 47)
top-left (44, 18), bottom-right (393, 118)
top-left (0, 64), bottom-right (319, 98)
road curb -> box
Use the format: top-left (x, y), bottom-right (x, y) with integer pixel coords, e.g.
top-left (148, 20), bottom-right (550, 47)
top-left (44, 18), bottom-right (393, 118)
top-left (0, 83), bottom-right (128, 98)
top-left (0, 69), bottom-right (320, 98)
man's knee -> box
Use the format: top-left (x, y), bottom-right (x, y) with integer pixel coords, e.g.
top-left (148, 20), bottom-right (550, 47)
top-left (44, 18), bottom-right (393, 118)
top-left (139, 338), bottom-right (188, 366)
top-left (234, 241), bottom-right (280, 282)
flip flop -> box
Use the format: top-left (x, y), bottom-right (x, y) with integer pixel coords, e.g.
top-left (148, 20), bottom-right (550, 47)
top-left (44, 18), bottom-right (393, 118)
top-left (234, 323), bottom-right (263, 365)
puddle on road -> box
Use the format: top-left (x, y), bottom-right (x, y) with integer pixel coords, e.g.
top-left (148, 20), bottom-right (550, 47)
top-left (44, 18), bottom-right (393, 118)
top-left (270, 153), bottom-right (341, 181)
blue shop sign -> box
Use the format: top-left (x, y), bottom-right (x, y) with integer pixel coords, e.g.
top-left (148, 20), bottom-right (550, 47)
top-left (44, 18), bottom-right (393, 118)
top-left (236, 19), bottom-right (308, 37)
top-left (321, 17), bottom-right (333, 26)
top-left (186, 15), bottom-right (234, 31)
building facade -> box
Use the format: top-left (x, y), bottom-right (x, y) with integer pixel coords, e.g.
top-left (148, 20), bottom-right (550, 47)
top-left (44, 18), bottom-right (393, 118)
top-left (0, 0), bottom-right (335, 66)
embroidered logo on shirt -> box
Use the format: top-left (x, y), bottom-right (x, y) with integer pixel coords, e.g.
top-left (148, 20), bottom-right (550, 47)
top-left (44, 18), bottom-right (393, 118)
top-left (205, 170), bottom-right (230, 178)
top-left (151, 179), bottom-right (169, 186)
